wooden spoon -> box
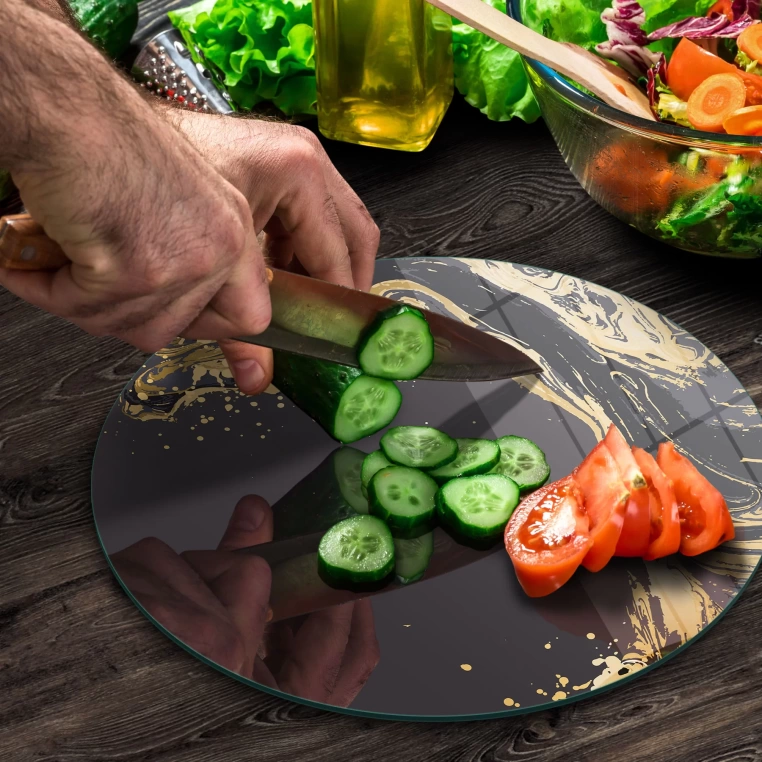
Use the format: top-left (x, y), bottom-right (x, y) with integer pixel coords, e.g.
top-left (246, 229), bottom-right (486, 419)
top-left (428, 0), bottom-right (656, 121)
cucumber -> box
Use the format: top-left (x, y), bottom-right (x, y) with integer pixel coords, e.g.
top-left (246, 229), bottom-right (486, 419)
top-left (357, 304), bottom-right (434, 380)
top-left (272, 447), bottom-right (366, 541)
top-left (334, 446), bottom-right (369, 514)
top-left (436, 474), bottom-right (520, 539)
top-left (68, 0), bottom-right (138, 59)
top-left (317, 515), bottom-right (395, 587)
top-left (369, 465), bottom-right (438, 537)
top-left (361, 450), bottom-right (392, 499)
top-left (428, 438), bottom-right (501, 483)
top-left (490, 435), bottom-right (550, 493)
top-left (380, 426), bottom-right (458, 470)
top-left (272, 351), bottom-right (402, 444)
top-left (395, 531), bottom-right (434, 585)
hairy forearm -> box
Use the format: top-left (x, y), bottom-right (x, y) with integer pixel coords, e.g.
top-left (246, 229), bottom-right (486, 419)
top-left (0, 0), bottom-right (155, 173)
top-left (25, 0), bottom-right (75, 27)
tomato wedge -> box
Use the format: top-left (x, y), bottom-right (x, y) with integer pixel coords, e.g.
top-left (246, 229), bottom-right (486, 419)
top-left (657, 442), bottom-right (734, 555)
top-left (574, 441), bottom-right (629, 572)
top-left (605, 425), bottom-right (650, 557)
top-left (505, 476), bottom-right (591, 598)
top-left (632, 447), bottom-right (681, 560)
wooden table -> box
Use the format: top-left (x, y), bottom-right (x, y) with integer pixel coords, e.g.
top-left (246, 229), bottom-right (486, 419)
top-left (3, 5), bottom-right (762, 760)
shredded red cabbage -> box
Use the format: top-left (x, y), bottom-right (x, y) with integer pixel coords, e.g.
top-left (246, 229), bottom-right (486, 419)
top-left (732, 0), bottom-right (760, 19)
top-left (646, 54), bottom-right (668, 119)
top-left (647, 12), bottom-right (756, 40)
top-left (596, 0), bottom-right (661, 75)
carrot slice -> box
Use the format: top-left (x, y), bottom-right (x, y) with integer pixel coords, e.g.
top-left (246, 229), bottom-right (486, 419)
top-left (632, 447), bottom-right (681, 561)
top-left (722, 104), bottom-right (762, 135)
top-left (687, 73), bottom-right (746, 132)
top-left (707, 0), bottom-right (733, 16)
top-left (604, 425), bottom-right (650, 558)
top-left (668, 39), bottom-right (762, 105)
top-left (739, 23), bottom-right (762, 64)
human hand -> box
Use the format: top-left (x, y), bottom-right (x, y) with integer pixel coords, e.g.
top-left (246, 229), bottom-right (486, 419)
top-left (111, 495), bottom-right (381, 706)
top-left (0, 6), bottom-right (379, 394)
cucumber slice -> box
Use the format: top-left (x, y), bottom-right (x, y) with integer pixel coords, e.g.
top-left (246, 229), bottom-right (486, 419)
top-left (395, 531), bottom-right (434, 585)
top-left (273, 352), bottom-right (402, 444)
top-left (318, 515), bottom-right (395, 586)
top-left (272, 447), bottom-right (363, 541)
top-left (357, 305), bottom-right (434, 380)
top-left (369, 465), bottom-right (438, 537)
top-left (428, 438), bottom-right (501, 483)
top-left (436, 474), bottom-right (520, 539)
top-left (334, 447), bottom-right (369, 514)
top-left (490, 435), bottom-right (551, 492)
top-left (380, 426), bottom-right (458, 470)
top-left (361, 450), bottom-right (392, 499)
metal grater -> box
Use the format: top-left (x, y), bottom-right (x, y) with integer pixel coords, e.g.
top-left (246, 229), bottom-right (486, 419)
top-left (132, 29), bottom-right (235, 115)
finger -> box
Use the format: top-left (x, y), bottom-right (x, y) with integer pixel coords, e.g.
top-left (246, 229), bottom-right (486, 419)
top-left (183, 227), bottom-right (271, 340)
top-left (318, 163), bottom-right (380, 293)
top-left (181, 549), bottom-right (272, 677)
top-left (217, 495), bottom-right (273, 551)
top-left (261, 219), bottom-right (295, 272)
top-left (328, 599), bottom-right (380, 707)
top-left (272, 166), bottom-right (354, 289)
top-left (275, 602), bottom-right (355, 702)
top-left (218, 340), bottom-right (273, 396)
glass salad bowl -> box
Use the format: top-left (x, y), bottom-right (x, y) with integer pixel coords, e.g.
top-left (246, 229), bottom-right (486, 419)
top-left (509, 0), bottom-right (762, 258)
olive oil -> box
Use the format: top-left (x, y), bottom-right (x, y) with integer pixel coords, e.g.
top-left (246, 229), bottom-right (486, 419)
top-left (313, 0), bottom-right (454, 152)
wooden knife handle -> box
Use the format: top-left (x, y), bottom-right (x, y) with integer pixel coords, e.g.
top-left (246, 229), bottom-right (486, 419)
top-left (0, 213), bottom-right (70, 270)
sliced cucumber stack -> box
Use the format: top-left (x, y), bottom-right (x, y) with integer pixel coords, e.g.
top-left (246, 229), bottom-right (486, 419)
top-left (381, 426), bottom-right (458, 470)
top-left (395, 532), bottom-right (434, 585)
top-left (490, 435), bottom-right (550, 492)
top-left (317, 515), bottom-right (395, 587)
top-left (428, 438), bottom-right (501, 483)
top-left (369, 466), bottom-right (438, 537)
top-left (361, 450), bottom-right (392, 499)
top-left (357, 304), bottom-right (434, 380)
top-left (273, 352), bottom-right (402, 444)
top-left (437, 474), bottom-right (520, 539)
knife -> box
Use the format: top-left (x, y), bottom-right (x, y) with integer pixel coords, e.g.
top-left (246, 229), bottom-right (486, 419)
top-left (0, 212), bottom-right (542, 381)
top-left (235, 527), bottom-right (502, 623)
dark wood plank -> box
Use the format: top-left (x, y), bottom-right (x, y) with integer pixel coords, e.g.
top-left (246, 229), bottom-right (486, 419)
top-left (3, 12), bottom-right (762, 761)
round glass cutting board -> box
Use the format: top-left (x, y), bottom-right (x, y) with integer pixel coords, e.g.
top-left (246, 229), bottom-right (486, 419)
top-left (92, 258), bottom-right (762, 721)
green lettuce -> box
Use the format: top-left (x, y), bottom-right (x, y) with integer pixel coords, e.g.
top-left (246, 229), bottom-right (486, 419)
top-left (658, 158), bottom-right (762, 255)
top-left (169, 0), bottom-right (316, 116)
top-left (736, 49), bottom-right (761, 73)
top-left (452, 0), bottom-right (540, 122)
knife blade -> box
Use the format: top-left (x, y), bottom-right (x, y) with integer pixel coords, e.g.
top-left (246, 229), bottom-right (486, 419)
top-left (234, 527), bottom-right (502, 623)
top-left (0, 212), bottom-right (542, 381)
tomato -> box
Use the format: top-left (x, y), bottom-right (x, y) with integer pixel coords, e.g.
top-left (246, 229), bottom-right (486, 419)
top-left (504, 476), bottom-right (591, 598)
top-left (632, 447), bottom-right (681, 560)
top-left (668, 39), bottom-right (762, 105)
top-left (605, 425), bottom-right (650, 557)
top-left (707, 0), bottom-right (733, 17)
top-left (656, 442), bottom-right (733, 555)
top-left (574, 441), bottom-right (629, 572)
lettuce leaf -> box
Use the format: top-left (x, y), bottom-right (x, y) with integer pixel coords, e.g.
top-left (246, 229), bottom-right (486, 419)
top-left (169, 0), bottom-right (316, 116)
top-left (452, 0), bottom-right (540, 122)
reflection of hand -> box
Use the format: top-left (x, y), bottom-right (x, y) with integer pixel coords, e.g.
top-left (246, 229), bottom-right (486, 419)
top-left (111, 496), bottom-right (380, 706)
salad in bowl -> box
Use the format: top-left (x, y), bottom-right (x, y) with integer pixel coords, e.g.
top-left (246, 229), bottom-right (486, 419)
top-left (513, 0), bottom-right (762, 257)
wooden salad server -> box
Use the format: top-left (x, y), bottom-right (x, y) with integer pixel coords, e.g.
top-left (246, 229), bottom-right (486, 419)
top-left (427, 0), bottom-right (656, 120)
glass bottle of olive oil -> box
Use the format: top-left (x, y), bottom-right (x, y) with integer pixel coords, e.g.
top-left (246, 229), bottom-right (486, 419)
top-left (312, 0), bottom-right (454, 152)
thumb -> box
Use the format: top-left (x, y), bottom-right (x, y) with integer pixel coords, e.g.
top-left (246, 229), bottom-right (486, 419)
top-left (218, 494), bottom-right (273, 550)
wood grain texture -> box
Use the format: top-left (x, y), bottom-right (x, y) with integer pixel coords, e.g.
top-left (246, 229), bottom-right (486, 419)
top-left (3, 7), bottom-right (762, 760)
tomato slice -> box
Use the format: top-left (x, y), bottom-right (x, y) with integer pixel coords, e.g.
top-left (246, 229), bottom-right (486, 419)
top-left (656, 442), bottom-right (733, 555)
top-left (632, 447), bottom-right (681, 560)
top-left (505, 476), bottom-right (591, 598)
top-left (574, 441), bottom-right (629, 572)
top-left (605, 425), bottom-right (650, 557)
